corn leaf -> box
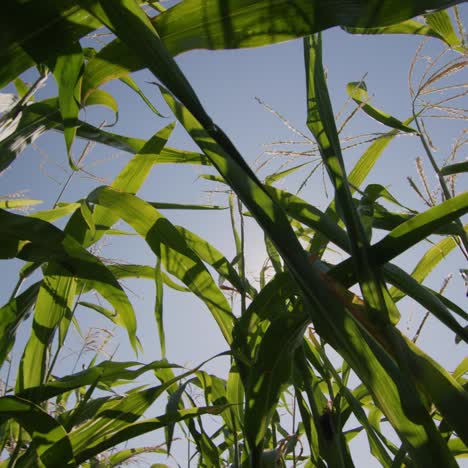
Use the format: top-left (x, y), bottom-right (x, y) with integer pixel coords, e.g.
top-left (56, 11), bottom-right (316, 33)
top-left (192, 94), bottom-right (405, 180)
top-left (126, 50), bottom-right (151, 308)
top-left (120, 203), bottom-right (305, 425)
top-left (87, 186), bottom-right (235, 344)
top-left (0, 396), bottom-right (75, 467)
top-left (441, 161), bottom-right (468, 176)
top-left (0, 209), bottom-right (139, 381)
top-left (83, 88), bottom-right (119, 122)
top-left (347, 81), bottom-right (417, 133)
top-left (0, 281), bottom-right (41, 367)
top-left (155, 258), bottom-right (165, 357)
top-left (0, 199), bottom-right (42, 210)
top-left (1, 0), bottom-right (464, 91)
top-left (75, 406), bottom-right (225, 464)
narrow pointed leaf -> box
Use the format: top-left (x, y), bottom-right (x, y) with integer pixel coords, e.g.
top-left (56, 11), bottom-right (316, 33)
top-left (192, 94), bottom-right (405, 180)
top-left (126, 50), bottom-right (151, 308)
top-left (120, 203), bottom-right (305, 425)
top-left (0, 209), bottom-right (139, 369)
top-left (0, 199), bottom-right (42, 210)
top-left (346, 81), bottom-right (417, 133)
top-left (87, 187), bottom-right (234, 344)
top-left (52, 42), bottom-right (84, 169)
top-left (74, 406), bottom-right (226, 464)
top-left (17, 265), bottom-right (77, 391)
top-left (0, 396), bottom-right (75, 467)
top-left (441, 161), bottom-right (468, 176)
top-left (0, 281), bottom-right (41, 366)
top-left (83, 88), bottom-right (119, 122)
top-left (155, 258), bottom-right (165, 357)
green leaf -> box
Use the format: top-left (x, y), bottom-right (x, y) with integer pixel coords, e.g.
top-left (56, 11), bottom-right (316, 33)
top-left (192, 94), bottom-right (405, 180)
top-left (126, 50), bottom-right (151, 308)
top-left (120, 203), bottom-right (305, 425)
top-left (384, 264), bottom-right (468, 344)
top-left (244, 310), bottom-right (307, 461)
top-left (13, 78), bottom-right (30, 99)
top-left (120, 75), bottom-right (166, 118)
top-left (87, 186), bottom-right (234, 344)
top-left (17, 265), bottom-right (78, 391)
top-left (0, 199), bottom-right (42, 210)
top-left (52, 41), bottom-right (84, 169)
top-left (0, 1), bottom-right (100, 89)
top-left (342, 18), bottom-right (459, 48)
top-left (30, 203), bottom-right (80, 223)
top-left (82, 88), bottom-right (119, 123)
top-left (389, 236), bottom-right (460, 302)
top-left (424, 9), bottom-right (463, 49)
top-left (333, 194), bottom-right (468, 284)
top-left (107, 446), bottom-right (167, 467)
top-left (405, 337), bottom-right (468, 446)
top-left (79, 263), bottom-right (189, 293)
top-left (1, 0), bottom-right (463, 91)
top-left (18, 360), bottom-right (180, 405)
top-left (265, 186), bottom-right (351, 253)
top-left (74, 406), bottom-right (226, 464)
top-left (154, 0), bottom-right (464, 55)
top-left (160, 83), bottom-right (459, 465)
top-left (305, 34), bottom-right (400, 326)
top-left (175, 225), bottom-right (253, 297)
top-left (0, 209), bottom-right (139, 383)
top-left (79, 200), bottom-right (95, 240)
top-left (0, 98), bottom-right (207, 173)
top-left (265, 161), bottom-right (312, 185)
top-left (0, 396), bottom-right (75, 466)
top-left (70, 354), bottom-right (228, 461)
top-left (346, 81), bottom-right (417, 133)
top-left (150, 202), bottom-right (227, 211)
top-left (441, 161), bottom-right (468, 176)
top-left (309, 114), bottom-right (411, 257)
top-left (65, 122), bottom-right (176, 249)
top-left (0, 281), bottom-right (40, 366)
top-left (155, 258), bottom-right (165, 358)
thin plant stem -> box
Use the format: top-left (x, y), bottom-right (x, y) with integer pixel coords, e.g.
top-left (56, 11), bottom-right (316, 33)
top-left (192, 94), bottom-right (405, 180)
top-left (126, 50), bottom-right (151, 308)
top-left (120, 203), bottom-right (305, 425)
top-left (413, 275), bottom-right (453, 343)
top-left (52, 125), bottom-right (102, 208)
top-left (292, 393), bottom-right (297, 468)
top-left (46, 282), bottom-right (86, 380)
top-left (237, 196), bottom-right (246, 316)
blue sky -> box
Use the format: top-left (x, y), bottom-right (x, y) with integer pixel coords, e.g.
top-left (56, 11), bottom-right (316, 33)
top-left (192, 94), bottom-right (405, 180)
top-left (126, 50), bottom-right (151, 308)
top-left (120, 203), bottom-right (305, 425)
top-left (1, 4), bottom-right (467, 466)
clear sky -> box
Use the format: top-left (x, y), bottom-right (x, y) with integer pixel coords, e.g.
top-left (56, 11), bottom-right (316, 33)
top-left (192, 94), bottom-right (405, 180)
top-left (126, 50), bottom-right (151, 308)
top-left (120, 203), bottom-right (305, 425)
top-left (1, 3), bottom-right (466, 466)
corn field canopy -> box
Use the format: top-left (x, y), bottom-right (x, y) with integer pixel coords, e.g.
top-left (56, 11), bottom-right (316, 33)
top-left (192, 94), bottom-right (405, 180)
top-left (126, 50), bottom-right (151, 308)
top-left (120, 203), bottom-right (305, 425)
top-left (0, 0), bottom-right (467, 466)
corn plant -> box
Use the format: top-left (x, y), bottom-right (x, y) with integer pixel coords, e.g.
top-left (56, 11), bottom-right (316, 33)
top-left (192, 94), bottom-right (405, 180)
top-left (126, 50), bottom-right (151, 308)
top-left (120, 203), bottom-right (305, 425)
top-left (0, 1), bottom-right (467, 466)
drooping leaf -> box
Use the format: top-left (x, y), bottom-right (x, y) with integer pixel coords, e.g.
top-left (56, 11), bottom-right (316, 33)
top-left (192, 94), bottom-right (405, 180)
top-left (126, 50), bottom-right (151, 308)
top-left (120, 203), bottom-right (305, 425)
top-left (18, 360), bottom-right (181, 405)
top-left (305, 34), bottom-right (401, 327)
top-left (70, 354), bottom-right (229, 461)
top-left (424, 9), bottom-right (463, 49)
top-left (160, 82), bottom-right (458, 465)
top-left (154, 0), bottom-right (465, 55)
top-left (0, 98), bottom-right (207, 173)
top-left (75, 406), bottom-right (226, 464)
top-left (175, 225), bottom-right (254, 298)
top-left (441, 161), bottom-right (468, 176)
top-left (389, 236), bottom-right (460, 302)
top-left (347, 81), bottom-right (417, 133)
top-left (87, 186), bottom-right (235, 344)
top-left (0, 208), bottom-right (139, 382)
top-left (0, 396), bottom-right (75, 467)
top-left (82, 88), bottom-right (119, 123)
top-left (342, 18), bottom-right (458, 47)
top-left (1, 0), bottom-right (463, 91)
top-left (0, 281), bottom-right (41, 366)
top-left (332, 194), bottom-right (468, 285)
